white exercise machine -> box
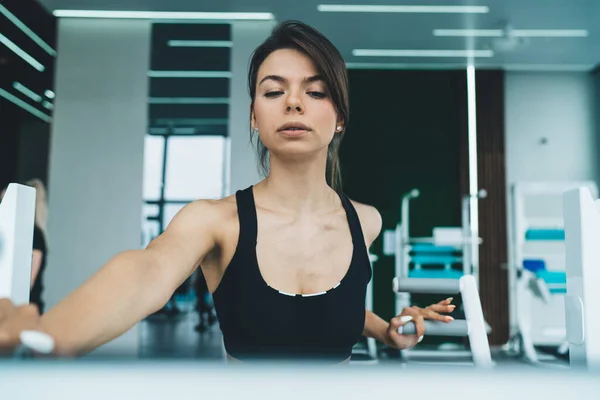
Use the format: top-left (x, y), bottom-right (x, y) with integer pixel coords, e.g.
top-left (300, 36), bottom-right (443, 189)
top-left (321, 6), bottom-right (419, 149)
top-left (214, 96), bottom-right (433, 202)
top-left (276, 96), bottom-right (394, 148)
top-left (392, 275), bottom-right (493, 368)
top-left (0, 183), bottom-right (36, 306)
top-left (382, 188), bottom-right (489, 363)
top-left (507, 181), bottom-right (598, 364)
top-left (0, 183), bottom-right (55, 355)
top-left (562, 187), bottom-right (600, 369)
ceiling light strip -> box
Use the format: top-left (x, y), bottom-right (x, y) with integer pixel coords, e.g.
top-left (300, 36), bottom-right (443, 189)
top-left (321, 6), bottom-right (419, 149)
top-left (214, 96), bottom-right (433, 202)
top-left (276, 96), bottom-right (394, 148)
top-left (13, 82), bottom-right (43, 102)
top-left (148, 70), bottom-right (232, 78)
top-left (53, 10), bottom-right (274, 20)
top-left (0, 33), bottom-right (45, 71)
top-left (0, 4), bottom-right (57, 56)
top-left (0, 88), bottom-right (52, 122)
top-left (434, 29), bottom-right (588, 37)
top-left (514, 30), bottom-right (588, 37)
top-left (352, 49), bottom-right (494, 58)
top-left (149, 97), bottom-right (230, 105)
top-left (317, 5), bottom-right (489, 13)
top-left (434, 29), bottom-right (503, 37)
top-left (168, 40), bottom-right (233, 48)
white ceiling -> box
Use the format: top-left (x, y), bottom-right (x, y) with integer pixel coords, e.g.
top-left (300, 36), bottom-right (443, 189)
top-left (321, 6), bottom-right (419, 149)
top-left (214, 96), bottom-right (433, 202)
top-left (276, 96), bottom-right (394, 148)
top-left (39, 0), bottom-right (600, 70)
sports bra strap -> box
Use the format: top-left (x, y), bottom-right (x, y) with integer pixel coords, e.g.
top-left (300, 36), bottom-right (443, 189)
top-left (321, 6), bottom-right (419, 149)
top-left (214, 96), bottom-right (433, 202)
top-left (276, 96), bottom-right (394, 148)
top-left (337, 192), bottom-right (367, 246)
top-left (235, 187), bottom-right (258, 246)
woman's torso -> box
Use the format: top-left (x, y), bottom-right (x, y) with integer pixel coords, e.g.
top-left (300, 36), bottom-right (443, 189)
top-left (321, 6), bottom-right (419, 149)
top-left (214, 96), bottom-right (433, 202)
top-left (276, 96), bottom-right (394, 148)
top-left (199, 186), bottom-right (373, 363)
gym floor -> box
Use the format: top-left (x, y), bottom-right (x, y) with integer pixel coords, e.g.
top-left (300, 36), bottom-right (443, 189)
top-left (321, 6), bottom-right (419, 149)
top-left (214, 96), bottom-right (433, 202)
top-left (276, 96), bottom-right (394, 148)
top-left (139, 311), bottom-right (568, 368)
top-left (140, 312), bottom-right (223, 360)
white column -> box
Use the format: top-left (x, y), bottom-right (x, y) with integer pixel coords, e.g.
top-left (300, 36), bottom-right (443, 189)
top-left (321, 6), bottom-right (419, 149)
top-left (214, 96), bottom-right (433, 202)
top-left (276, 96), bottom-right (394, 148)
top-left (226, 21), bottom-right (275, 195)
top-left (45, 18), bottom-right (151, 358)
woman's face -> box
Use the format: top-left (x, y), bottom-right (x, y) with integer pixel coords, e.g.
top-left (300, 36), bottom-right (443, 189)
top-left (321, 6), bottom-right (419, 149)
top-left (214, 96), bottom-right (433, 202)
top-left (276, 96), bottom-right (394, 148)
top-left (252, 48), bottom-right (343, 159)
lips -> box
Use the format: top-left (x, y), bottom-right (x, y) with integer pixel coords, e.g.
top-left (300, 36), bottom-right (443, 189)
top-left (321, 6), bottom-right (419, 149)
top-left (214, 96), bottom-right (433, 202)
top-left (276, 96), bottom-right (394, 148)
top-left (277, 122), bottom-right (311, 132)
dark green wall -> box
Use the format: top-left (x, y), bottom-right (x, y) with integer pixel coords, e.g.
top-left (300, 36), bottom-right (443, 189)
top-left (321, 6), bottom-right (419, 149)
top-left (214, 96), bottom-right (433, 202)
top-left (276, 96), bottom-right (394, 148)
top-left (340, 69), bottom-right (468, 321)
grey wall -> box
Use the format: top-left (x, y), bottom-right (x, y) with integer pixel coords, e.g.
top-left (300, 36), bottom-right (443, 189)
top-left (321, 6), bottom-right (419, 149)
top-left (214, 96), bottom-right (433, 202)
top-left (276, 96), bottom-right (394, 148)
top-left (505, 72), bottom-right (597, 185)
top-left (227, 21), bottom-right (275, 195)
top-left (45, 18), bottom-right (151, 358)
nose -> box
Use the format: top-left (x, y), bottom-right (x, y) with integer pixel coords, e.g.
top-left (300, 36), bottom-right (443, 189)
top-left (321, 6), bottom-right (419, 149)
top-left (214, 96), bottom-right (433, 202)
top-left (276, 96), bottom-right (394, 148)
top-left (285, 93), bottom-right (304, 114)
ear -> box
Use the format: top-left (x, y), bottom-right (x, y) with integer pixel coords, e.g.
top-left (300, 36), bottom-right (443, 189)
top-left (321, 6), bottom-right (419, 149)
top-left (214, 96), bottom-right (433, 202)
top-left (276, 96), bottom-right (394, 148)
top-left (250, 105), bottom-right (257, 130)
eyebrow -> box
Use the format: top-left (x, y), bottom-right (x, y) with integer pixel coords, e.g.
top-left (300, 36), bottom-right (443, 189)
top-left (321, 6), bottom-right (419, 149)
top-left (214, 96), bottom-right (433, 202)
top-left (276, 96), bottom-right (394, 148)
top-left (258, 75), bottom-right (324, 86)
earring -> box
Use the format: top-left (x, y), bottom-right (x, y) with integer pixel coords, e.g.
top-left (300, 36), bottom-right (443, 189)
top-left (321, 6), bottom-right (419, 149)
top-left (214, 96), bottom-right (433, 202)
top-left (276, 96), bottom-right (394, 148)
top-left (336, 126), bottom-right (342, 132)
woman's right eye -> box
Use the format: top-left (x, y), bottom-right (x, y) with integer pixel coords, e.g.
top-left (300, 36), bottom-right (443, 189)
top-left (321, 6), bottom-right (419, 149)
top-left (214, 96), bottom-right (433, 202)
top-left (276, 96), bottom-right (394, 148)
top-left (265, 91), bottom-right (283, 98)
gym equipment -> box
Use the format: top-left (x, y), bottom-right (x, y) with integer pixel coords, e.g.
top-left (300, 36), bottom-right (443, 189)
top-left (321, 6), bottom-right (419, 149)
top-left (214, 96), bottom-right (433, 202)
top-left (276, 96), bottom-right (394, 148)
top-left (393, 275), bottom-right (493, 368)
top-left (384, 188), bottom-right (486, 316)
top-left (508, 181), bottom-right (598, 364)
top-left (0, 183), bottom-right (55, 356)
top-left (0, 183), bottom-right (36, 305)
top-left (563, 187), bottom-right (600, 369)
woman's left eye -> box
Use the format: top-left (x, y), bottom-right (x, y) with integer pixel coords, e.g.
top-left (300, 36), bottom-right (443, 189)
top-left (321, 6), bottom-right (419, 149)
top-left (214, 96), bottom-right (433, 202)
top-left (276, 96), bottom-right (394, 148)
top-left (308, 91), bottom-right (327, 99)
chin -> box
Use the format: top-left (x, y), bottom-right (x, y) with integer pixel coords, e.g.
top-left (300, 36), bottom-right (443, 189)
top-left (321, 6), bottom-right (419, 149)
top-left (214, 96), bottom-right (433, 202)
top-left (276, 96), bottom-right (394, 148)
top-left (270, 144), bottom-right (326, 161)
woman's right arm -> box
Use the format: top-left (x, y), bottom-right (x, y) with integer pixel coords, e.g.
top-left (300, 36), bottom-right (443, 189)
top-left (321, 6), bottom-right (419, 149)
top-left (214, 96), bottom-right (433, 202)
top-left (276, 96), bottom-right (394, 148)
top-left (39, 200), bottom-right (220, 357)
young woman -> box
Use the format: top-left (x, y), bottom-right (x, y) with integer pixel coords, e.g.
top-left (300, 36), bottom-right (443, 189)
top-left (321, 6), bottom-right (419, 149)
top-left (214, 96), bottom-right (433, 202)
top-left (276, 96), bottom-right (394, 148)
top-left (0, 21), bottom-right (454, 363)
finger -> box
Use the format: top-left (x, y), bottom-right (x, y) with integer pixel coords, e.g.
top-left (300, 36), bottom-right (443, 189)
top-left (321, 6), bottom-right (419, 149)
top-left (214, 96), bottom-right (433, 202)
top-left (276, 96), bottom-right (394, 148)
top-left (413, 315), bottom-right (426, 340)
top-left (428, 297), bottom-right (454, 308)
top-left (439, 297), bottom-right (454, 305)
top-left (428, 303), bottom-right (456, 314)
top-left (422, 308), bottom-right (454, 322)
top-left (390, 315), bottom-right (413, 331)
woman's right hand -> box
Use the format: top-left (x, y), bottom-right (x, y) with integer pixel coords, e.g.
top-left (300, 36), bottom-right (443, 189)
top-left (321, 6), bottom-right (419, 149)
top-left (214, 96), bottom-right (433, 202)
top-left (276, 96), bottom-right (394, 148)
top-left (0, 298), bottom-right (43, 355)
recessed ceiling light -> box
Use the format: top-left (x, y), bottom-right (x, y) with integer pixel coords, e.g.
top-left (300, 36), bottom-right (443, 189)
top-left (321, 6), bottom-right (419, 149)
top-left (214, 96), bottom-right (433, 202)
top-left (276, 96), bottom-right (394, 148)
top-left (52, 10), bottom-right (274, 20)
top-left (318, 4), bottom-right (489, 13)
top-left (352, 49), bottom-right (494, 58)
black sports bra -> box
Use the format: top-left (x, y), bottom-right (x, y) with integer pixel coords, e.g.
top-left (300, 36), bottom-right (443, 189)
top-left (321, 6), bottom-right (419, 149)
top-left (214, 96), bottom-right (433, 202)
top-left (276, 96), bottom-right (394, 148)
top-left (211, 186), bottom-right (372, 363)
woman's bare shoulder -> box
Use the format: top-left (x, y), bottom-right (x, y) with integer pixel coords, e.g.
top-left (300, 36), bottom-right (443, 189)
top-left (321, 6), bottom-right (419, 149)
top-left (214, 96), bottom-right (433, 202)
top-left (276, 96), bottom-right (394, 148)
top-left (348, 199), bottom-right (383, 246)
top-left (184, 194), bottom-right (238, 224)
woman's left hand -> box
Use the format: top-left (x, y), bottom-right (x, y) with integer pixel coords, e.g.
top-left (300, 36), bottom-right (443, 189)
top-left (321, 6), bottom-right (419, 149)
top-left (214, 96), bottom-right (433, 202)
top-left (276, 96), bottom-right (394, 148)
top-left (384, 298), bottom-right (456, 350)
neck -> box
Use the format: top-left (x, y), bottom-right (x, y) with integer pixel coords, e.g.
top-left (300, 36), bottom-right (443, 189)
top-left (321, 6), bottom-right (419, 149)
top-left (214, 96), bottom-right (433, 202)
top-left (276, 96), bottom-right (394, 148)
top-left (255, 151), bottom-right (337, 214)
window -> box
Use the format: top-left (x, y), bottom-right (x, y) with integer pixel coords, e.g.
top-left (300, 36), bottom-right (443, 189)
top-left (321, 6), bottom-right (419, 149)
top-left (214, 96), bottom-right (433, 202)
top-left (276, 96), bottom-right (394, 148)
top-left (164, 136), bottom-right (226, 201)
